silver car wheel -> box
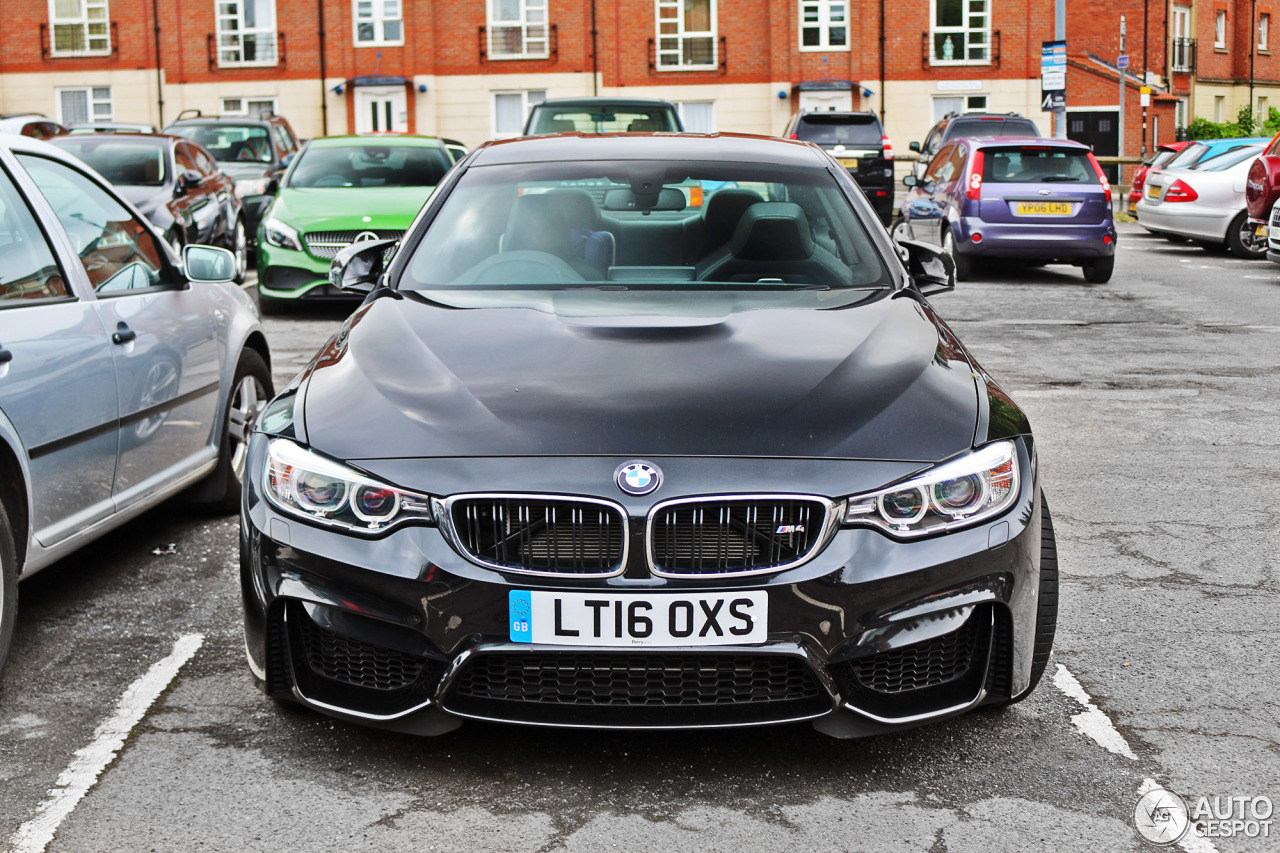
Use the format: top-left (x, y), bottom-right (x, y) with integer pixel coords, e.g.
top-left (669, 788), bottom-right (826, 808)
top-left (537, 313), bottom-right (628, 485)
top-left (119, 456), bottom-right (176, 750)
top-left (227, 372), bottom-right (266, 484)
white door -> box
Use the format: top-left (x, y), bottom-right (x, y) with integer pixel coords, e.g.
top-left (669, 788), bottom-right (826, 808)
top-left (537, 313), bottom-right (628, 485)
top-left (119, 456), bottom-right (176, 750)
top-left (355, 86), bottom-right (408, 133)
top-left (799, 90), bottom-right (853, 112)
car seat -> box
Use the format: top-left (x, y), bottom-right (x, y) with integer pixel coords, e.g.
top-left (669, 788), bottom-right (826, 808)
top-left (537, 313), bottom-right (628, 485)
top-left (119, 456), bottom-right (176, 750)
top-left (695, 202), bottom-right (849, 286)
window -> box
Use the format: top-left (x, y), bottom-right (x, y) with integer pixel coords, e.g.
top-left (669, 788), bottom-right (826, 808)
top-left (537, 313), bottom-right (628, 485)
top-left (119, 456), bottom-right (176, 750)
top-left (221, 96), bottom-right (277, 117)
top-left (17, 155), bottom-right (167, 294)
top-left (57, 87), bottom-right (112, 125)
top-left (656, 0), bottom-right (716, 70)
top-left (0, 167), bottom-right (68, 302)
top-left (931, 0), bottom-right (990, 64)
top-left (492, 90), bottom-right (545, 137)
top-left (488, 0), bottom-right (548, 59)
top-left (676, 101), bottom-right (716, 132)
top-left (931, 94), bottom-right (988, 121)
top-left (1215, 95), bottom-right (1225, 122)
top-left (216, 0), bottom-right (278, 67)
top-left (1261, 13), bottom-right (1270, 49)
top-left (49, 0), bottom-right (110, 56)
top-left (1172, 7), bottom-right (1192, 71)
top-left (799, 0), bottom-right (848, 51)
top-left (1215, 10), bottom-right (1227, 48)
top-left (1260, 96), bottom-right (1270, 118)
top-left (355, 0), bottom-right (402, 46)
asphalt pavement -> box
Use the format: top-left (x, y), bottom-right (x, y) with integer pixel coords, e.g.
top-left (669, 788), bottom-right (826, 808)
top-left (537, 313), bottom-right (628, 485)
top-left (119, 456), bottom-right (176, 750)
top-left (1, 223), bottom-right (1277, 852)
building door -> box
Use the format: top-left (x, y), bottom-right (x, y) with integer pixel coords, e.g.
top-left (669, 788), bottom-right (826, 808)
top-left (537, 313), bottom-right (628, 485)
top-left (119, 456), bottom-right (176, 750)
top-left (1068, 110), bottom-right (1119, 183)
top-left (355, 86), bottom-right (408, 133)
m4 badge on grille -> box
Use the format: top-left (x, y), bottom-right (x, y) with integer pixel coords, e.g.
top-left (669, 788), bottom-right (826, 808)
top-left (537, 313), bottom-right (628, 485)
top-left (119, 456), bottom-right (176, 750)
top-left (775, 524), bottom-right (805, 534)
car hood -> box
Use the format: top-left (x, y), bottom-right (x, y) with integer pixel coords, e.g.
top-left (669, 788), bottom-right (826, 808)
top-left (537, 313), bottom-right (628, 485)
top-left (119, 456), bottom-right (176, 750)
top-left (218, 161), bottom-right (272, 180)
top-left (296, 292), bottom-right (980, 463)
top-left (272, 186), bottom-right (435, 230)
top-left (116, 185), bottom-right (165, 214)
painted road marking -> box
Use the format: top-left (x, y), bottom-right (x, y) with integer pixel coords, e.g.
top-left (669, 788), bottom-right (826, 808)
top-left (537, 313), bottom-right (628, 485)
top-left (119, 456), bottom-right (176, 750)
top-left (7, 634), bottom-right (204, 853)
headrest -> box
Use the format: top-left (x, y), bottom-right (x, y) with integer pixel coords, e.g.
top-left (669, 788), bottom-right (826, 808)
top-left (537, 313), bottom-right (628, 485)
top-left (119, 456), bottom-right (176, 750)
top-left (627, 118), bottom-right (664, 132)
top-left (729, 202), bottom-right (814, 261)
top-left (702, 189), bottom-right (764, 245)
top-left (542, 188), bottom-right (600, 230)
top-left (503, 193), bottom-right (573, 256)
top-left (542, 118), bottom-right (578, 133)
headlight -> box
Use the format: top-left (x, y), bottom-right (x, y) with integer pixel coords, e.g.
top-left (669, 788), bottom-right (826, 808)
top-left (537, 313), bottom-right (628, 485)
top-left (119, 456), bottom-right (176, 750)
top-left (235, 177), bottom-right (272, 197)
top-left (263, 438), bottom-right (434, 532)
top-left (263, 217), bottom-right (303, 252)
top-left (842, 441), bottom-right (1019, 537)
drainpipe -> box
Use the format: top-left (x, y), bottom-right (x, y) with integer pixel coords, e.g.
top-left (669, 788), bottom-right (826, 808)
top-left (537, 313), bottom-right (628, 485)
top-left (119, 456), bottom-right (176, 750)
top-left (591, 0), bottom-right (599, 95)
top-left (152, 0), bottom-right (163, 126)
top-left (319, 0), bottom-right (328, 135)
top-left (879, 0), bottom-right (885, 122)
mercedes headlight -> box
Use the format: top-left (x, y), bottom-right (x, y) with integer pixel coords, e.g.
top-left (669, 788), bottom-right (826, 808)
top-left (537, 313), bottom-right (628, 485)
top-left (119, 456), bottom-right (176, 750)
top-left (263, 217), bottom-right (303, 252)
top-left (842, 441), bottom-right (1019, 537)
top-left (263, 438), bottom-right (434, 532)
top-left (235, 177), bottom-right (272, 198)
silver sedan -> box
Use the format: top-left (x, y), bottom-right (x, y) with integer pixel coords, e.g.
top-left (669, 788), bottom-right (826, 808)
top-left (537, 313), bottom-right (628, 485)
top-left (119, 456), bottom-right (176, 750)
top-left (1135, 143), bottom-right (1267, 258)
top-left (0, 133), bottom-right (272, 676)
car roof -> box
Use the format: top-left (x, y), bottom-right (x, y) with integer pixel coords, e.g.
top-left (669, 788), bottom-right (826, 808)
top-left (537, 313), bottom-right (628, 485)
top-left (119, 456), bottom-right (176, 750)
top-left (964, 135), bottom-right (1089, 150)
top-left (471, 133), bottom-right (829, 167)
top-left (51, 131), bottom-right (180, 144)
top-left (533, 98), bottom-right (678, 109)
top-left (1193, 136), bottom-right (1270, 147)
top-left (0, 131), bottom-right (104, 159)
top-left (307, 134), bottom-right (444, 148)
top-left (165, 116), bottom-right (280, 127)
top-left (795, 111), bottom-right (878, 119)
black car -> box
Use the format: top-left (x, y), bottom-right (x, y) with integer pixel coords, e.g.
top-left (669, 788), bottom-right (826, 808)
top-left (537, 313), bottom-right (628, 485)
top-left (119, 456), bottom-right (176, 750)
top-left (240, 133), bottom-right (1055, 739)
top-left (163, 110), bottom-right (300, 248)
top-left (524, 98), bottom-right (684, 135)
top-left (50, 133), bottom-right (248, 282)
top-left (909, 112), bottom-right (1042, 181)
top-left (782, 111), bottom-right (894, 226)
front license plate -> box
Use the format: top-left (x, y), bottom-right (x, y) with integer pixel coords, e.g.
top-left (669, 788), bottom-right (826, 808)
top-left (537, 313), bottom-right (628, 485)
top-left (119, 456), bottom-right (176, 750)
top-left (509, 590), bottom-right (767, 646)
top-left (838, 157), bottom-right (859, 169)
top-left (1256, 224), bottom-right (1269, 238)
top-left (1015, 201), bottom-right (1073, 215)
top-left (1147, 184), bottom-right (1161, 198)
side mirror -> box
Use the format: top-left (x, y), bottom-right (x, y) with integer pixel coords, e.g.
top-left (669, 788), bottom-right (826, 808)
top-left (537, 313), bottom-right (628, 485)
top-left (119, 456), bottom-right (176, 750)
top-left (329, 239), bottom-right (397, 294)
top-left (902, 174), bottom-right (918, 187)
top-left (177, 169), bottom-right (202, 193)
top-left (898, 239), bottom-right (955, 296)
top-left (280, 152), bottom-right (296, 169)
top-left (909, 141), bottom-right (921, 153)
top-left (183, 244), bottom-right (236, 282)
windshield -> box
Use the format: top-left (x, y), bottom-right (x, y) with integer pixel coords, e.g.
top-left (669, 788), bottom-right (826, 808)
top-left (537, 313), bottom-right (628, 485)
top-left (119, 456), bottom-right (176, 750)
top-left (981, 147), bottom-right (1096, 183)
top-left (1165, 142), bottom-right (1221, 170)
top-left (168, 124), bottom-right (272, 163)
top-left (794, 116), bottom-right (882, 146)
top-left (1191, 144), bottom-right (1265, 171)
top-left (399, 159), bottom-right (891, 310)
top-left (948, 118), bottom-right (1041, 139)
top-left (528, 106), bottom-right (680, 134)
top-left (287, 144), bottom-right (450, 188)
top-left (54, 139), bottom-right (167, 186)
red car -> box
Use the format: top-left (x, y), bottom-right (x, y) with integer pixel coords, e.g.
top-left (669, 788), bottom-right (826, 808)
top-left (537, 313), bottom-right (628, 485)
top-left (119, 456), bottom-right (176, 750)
top-left (1128, 141), bottom-right (1193, 216)
top-left (1244, 131), bottom-right (1280, 226)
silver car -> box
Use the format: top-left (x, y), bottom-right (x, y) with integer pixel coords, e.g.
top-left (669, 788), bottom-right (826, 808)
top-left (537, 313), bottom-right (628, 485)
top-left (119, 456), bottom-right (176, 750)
top-left (1135, 143), bottom-right (1267, 259)
top-left (0, 132), bottom-right (272, 675)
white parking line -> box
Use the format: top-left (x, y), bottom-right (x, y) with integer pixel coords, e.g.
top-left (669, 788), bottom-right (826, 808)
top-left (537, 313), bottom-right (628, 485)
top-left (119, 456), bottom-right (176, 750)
top-left (7, 634), bottom-right (204, 853)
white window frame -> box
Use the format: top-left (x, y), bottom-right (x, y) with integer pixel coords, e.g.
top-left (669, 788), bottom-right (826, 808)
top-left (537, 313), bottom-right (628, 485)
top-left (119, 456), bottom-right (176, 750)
top-left (929, 0), bottom-right (991, 66)
top-left (354, 0), bottom-right (403, 47)
top-left (221, 96), bottom-right (278, 116)
top-left (1171, 7), bottom-right (1192, 71)
top-left (1215, 10), bottom-right (1227, 48)
top-left (216, 0), bottom-right (279, 68)
top-left (48, 0), bottom-right (110, 57)
top-left (1260, 12), bottom-right (1270, 50)
top-left (655, 0), bottom-right (717, 71)
top-left (491, 89), bottom-right (545, 139)
top-left (56, 86), bottom-right (113, 124)
top-left (487, 0), bottom-right (549, 60)
top-left (798, 0), bottom-right (849, 52)
top-left (675, 100), bottom-right (716, 132)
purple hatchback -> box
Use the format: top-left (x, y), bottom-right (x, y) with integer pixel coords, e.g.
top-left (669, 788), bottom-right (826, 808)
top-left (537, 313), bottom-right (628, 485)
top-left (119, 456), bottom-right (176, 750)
top-left (891, 137), bottom-right (1116, 282)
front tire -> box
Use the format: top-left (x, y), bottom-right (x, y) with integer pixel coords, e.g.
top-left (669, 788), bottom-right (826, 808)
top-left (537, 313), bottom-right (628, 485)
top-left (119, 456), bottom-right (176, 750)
top-left (1226, 211), bottom-right (1268, 259)
top-left (207, 349), bottom-right (273, 513)
top-left (992, 495), bottom-right (1059, 707)
top-left (1082, 255), bottom-right (1114, 283)
top-left (0, 496), bottom-right (18, 679)
top-left (942, 227), bottom-right (972, 281)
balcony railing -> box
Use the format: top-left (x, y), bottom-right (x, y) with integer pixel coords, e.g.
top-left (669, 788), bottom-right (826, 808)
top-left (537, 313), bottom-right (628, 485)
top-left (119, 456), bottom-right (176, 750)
top-left (39, 21), bottom-right (118, 60)
top-left (1171, 37), bottom-right (1196, 74)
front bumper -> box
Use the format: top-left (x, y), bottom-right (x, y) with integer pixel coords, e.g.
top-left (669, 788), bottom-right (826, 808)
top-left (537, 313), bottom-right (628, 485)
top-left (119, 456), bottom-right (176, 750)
top-left (256, 240), bottom-right (351, 302)
top-left (241, 437), bottom-right (1043, 738)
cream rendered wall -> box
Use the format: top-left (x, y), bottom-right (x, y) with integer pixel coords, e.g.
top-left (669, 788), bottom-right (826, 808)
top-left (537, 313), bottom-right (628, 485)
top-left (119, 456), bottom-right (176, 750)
top-left (426, 72), bottom-right (595, 149)
top-left (161, 78), bottom-right (339, 138)
top-left (598, 82), bottom-right (785, 135)
top-left (0, 70), bottom-right (158, 126)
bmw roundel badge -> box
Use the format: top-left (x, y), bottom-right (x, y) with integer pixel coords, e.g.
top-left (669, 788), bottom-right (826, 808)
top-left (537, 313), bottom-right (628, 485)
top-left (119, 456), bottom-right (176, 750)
top-left (615, 461), bottom-right (662, 496)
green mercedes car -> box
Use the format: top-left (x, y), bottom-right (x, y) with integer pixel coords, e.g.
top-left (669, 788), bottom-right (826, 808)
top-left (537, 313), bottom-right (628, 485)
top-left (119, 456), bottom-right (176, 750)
top-left (257, 135), bottom-right (453, 313)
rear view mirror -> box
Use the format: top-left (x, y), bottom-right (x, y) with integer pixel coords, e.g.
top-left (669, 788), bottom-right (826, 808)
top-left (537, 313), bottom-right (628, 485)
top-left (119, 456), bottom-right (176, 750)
top-left (898, 239), bottom-right (955, 296)
top-left (184, 244), bottom-right (236, 282)
top-left (329, 239), bottom-right (397, 293)
top-left (602, 187), bottom-right (687, 211)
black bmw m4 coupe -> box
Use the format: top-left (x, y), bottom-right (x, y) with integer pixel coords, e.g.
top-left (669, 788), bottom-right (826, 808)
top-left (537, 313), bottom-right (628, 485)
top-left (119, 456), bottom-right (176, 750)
top-left (241, 133), bottom-right (1056, 738)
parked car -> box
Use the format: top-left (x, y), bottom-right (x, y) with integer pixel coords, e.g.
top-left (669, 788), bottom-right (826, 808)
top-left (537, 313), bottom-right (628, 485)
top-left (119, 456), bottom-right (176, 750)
top-left (523, 98), bottom-right (683, 135)
top-left (783, 111), bottom-right (894, 225)
top-left (441, 137), bottom-right (468, 163)
top-left (241, 132), bottom-right (1055, 740)
top-left (893, 136), bottom-right (1116, 282)
top-left (49, 133), bottom-right (248, 281)
top-left (163, 110), bottom-right (301, 249)
top-left (0, 114), bottom-right (67, 140)
top-left (1134, 142), bottom-right (1267, 258)
top-left (67, 121), bottom-right (158, 134)
top-left (1244, 130), bottom-right (1280, 232)
top-left (1127, 141), bottom-right (1192, 216)
top-left (0, 134), bottom-right (272, 676)
top-left (908, 112), bottom-right (1042, 181)
top-left (257, 134), bottom-right (452, 313)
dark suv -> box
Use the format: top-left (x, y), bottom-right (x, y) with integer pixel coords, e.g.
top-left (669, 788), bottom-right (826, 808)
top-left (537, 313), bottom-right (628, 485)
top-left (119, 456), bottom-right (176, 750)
top-left (163, 109), bottom-right (301, 247)
top-left (783, 111), bottom-right (894, 225)
top-left (910, 112), bottom-right (1042, 181)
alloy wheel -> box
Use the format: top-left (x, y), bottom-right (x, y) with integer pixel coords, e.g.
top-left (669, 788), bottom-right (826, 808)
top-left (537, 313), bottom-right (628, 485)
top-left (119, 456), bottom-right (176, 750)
top-left (227, 373), bottom-right (267, 484)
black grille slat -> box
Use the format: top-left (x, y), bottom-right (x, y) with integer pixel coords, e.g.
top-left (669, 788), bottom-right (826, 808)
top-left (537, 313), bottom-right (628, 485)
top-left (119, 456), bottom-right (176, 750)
top-left (853, 616), bottom-right (982, 694)
top-left (454, 653), bottom-right (822, 706)
top-left (451, 497), bottom-right (625, 575)
top-left (297, 614), bottom-right (426, 691)
top-left (650, 498), bottom-right (826, 575)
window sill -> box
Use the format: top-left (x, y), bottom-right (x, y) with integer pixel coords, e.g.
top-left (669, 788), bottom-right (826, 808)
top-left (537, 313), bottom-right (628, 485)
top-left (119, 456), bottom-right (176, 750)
top-left (49, 50), bottom-right (113, 59)
top-left (655, 65), bottom-right (719, 72)
top-left (218, 60), bottom-right (281, 68)
top-left (1214, 44), bottom-right (1228, 51)
top-left (928, 59), bottom-right (993, 67)
top-left (1259, 48), bottom-right (1272, 54)
top-left (798, 45), bottom-right (851, 52)
top-left (487, 53), bottom-right (552, 61)
top-left (355, 41), bottom-right (405, 48)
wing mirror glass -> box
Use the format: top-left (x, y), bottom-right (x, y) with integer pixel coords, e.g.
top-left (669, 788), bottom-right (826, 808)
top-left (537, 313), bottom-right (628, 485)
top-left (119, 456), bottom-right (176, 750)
top-left (183, 244), bottom-right (236, 283)
top-left (898, 239), bottom-right (956, 296)
top-left (909, 141), bottom-right (921, 153)
top-left (902, 174), bottom-right (918, 187)
top-left (329, 239), bottom-right (397, 294)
